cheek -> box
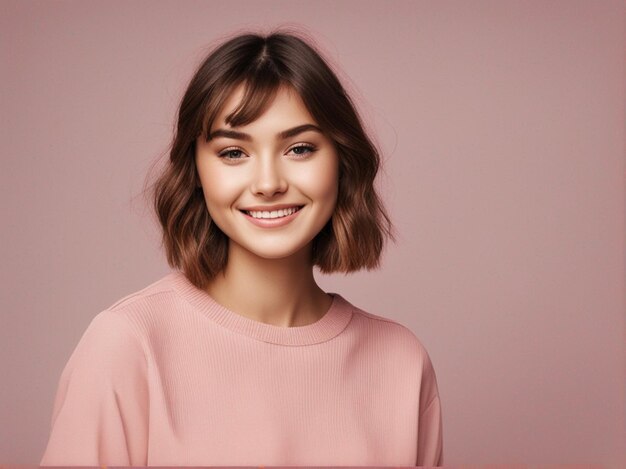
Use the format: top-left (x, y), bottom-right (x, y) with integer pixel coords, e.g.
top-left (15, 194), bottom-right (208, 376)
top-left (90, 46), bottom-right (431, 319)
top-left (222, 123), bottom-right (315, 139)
top-left (198, 170), bottom-right (240, 214)
top-left (292, 172), bottom-right (338, 205)
top-left (312, 159), bottom-right (339, 204)
top-left (203, 186), bottom-right (234, 212)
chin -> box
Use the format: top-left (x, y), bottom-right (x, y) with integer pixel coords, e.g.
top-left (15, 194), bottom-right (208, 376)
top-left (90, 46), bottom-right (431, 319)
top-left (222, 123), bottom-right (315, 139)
top-left (241, 241), bottom-right (312, 261)
top-left (251, 248), bottom-right (305, 260)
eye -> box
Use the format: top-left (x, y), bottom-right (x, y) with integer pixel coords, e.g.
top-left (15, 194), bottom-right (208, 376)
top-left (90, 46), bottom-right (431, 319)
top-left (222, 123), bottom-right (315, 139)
top-left (288, 144), bottom-right (316, 158)
top-left (217, 147), bottom-right (246, 160)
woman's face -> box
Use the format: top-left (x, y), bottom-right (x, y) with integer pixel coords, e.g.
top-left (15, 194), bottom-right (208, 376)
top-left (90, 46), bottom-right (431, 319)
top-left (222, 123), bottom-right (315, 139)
top-left (195, 84), bottom-right (339, 261)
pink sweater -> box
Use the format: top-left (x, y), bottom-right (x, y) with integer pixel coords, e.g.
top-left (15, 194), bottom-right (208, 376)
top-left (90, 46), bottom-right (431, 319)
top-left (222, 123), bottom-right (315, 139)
top-left (40, 270), bottom-right (444, 466)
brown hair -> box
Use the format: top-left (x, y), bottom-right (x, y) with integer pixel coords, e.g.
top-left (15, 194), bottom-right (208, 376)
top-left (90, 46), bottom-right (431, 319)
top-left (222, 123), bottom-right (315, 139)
top-left (144, 28), bottom-right (395, 290)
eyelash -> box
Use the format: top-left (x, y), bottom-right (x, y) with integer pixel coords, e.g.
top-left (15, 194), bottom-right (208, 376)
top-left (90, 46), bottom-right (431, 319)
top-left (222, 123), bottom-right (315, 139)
top-left (217, 144), bottom-right (317, 161)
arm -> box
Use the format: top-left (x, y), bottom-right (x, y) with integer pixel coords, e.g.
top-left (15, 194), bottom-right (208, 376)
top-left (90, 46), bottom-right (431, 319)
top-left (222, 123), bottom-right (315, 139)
top-left (416, 350), bottom-right (444, 466)
top-left (40, 310), bottom-right (149, 466)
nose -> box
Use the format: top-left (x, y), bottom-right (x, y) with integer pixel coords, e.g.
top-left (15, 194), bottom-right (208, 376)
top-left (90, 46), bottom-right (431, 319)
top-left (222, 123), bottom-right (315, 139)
top-left (250, 155), bottom-right (288, 197)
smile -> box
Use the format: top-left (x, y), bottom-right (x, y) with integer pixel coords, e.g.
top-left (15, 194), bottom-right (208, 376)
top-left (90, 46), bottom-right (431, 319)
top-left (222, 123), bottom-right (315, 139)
top-left (239, 206), bottom-right (304, 227)
top-left (243, 206), bottom-right (303, 219)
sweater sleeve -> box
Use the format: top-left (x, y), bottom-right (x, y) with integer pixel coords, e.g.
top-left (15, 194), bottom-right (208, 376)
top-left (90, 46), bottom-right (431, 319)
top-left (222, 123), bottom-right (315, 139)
top-left (40, 310), bottom-right (149, 466)
top-left (416, 349), bottom-right (444, 467)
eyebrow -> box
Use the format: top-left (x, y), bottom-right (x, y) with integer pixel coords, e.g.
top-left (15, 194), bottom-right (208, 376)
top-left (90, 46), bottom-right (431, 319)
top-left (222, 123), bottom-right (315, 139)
top-left (207, 123), bottom-right (323, 142)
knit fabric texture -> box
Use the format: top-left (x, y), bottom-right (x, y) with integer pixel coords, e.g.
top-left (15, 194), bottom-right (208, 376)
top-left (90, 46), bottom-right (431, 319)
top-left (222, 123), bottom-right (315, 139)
top-left (40, 270), bottom-right (443, 466)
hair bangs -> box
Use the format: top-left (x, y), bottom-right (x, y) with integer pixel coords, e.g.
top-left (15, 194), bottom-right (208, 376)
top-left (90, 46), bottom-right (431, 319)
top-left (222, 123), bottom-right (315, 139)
top-left (202, 65), bottom-right (284, 141)
top-left (226, 63), bottom-right (283, 128)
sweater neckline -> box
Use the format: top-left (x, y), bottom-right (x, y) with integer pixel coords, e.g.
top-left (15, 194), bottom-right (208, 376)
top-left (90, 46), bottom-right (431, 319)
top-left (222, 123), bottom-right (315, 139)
top-left (168, 270), bottom-right (353, 346)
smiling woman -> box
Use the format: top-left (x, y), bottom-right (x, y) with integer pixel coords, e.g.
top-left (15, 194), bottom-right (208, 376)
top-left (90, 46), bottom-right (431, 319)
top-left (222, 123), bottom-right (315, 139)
top-left (40, 29), bottom-right (444, 466)
top-left (195, 84), bottom-right (340, 286)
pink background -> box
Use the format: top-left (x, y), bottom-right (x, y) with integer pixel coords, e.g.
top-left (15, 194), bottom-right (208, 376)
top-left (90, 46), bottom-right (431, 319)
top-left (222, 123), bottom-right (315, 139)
top-left (1, 0), bottom-right (624, 467)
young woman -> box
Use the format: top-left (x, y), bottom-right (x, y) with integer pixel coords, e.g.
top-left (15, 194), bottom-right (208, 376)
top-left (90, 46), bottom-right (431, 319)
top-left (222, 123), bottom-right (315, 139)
top-left (40, 29), bottom-right (443, 466)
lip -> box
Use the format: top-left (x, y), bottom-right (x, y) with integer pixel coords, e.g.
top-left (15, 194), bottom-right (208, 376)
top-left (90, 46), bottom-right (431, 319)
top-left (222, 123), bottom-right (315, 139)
top-left (239, 204), bottom-right (304, 211)
top-left (239, 205), bottom-right (304, 228)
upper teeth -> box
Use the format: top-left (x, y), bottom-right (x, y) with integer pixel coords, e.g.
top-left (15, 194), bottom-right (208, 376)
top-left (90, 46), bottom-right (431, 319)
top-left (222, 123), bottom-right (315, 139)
top-left (246, 206), bottom-right (300, 219)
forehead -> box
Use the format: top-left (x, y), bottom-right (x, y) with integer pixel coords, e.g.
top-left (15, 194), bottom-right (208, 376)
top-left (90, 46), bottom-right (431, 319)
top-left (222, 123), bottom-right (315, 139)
top-left (211, 83), bottom-right (316, 131)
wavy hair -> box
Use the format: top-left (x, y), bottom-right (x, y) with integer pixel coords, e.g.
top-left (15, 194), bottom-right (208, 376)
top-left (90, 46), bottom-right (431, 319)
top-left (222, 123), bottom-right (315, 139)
top-left (144, 28), bottom-right (395, 290)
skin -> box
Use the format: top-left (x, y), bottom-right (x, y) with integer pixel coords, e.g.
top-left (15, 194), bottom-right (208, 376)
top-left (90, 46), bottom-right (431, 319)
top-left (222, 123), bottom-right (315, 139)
top-left (194, 84), bottom-right (340, 327)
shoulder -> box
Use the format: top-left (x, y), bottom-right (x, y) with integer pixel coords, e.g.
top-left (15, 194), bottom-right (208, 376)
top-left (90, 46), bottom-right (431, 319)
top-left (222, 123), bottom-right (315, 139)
top-left (344, 298), bottom-right (442, 401)
top-left (93, 271), bottom-right (187, 335)
top-left (59, 309), bottom-right (149, 393)
top-left (104, 271), bottom-right (180, 313)
top-left (49, 277), bottom-right (183, 402)
top-left (67, 272), bottom-right (182, 369)
top-left (346, 299), bottom-right (435, 367)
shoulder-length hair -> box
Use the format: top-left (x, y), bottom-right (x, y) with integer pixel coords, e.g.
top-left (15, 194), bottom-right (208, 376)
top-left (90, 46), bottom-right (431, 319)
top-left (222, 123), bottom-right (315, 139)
top-left (144, 28), bottom-right (395, 290)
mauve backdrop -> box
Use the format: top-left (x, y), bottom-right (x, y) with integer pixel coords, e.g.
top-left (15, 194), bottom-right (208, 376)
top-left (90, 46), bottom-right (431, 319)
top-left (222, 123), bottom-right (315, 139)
top-left (1, 0), bottom-right (623, 467)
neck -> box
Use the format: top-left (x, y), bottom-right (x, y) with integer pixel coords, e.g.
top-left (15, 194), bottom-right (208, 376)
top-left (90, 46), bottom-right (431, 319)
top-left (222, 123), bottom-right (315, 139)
top-left (204, 241), bottom-right (331, 327)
